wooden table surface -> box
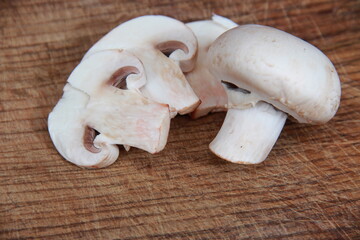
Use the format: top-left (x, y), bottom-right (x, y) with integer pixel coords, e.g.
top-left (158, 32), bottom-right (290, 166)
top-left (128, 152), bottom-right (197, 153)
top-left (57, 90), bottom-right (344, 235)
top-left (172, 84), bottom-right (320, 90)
top-left (1, 0), bottom-right (359, 239)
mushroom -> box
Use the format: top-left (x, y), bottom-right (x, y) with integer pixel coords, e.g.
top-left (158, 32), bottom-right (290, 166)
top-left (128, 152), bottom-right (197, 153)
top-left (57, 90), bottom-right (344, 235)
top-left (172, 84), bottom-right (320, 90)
top-left (49, 15), bottom-right (202, 168)
top-left (207, 24), bottom-right (341, 164)
top-left (48, 50), bottom-right (171, 168)
top-left (84, 15), bottom-right (200, 116)
top-left (185, 15), bottom-right (238, 119)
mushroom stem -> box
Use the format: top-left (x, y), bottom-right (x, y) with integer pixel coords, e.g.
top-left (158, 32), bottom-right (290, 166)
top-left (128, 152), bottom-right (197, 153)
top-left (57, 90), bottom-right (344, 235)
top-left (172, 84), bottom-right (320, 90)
top-left (209, 102), bottom-right (287, 164)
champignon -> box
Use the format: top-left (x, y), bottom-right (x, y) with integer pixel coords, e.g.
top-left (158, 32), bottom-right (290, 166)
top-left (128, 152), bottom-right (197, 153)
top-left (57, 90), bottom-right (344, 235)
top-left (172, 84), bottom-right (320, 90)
top-left (48, 15), bottom-right (202, 168)
top-left (84, 15), bottom-right (200, 116)
top-left (207, 24), bottom-right (341, 164)
top-left (48, 50), bottom-right (171, 168)
top-left (185, 15), bottom-right (238, 119)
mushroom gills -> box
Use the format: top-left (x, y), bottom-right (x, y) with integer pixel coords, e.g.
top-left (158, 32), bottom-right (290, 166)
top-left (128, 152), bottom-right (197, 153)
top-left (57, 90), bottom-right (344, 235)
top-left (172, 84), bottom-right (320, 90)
top-left (84, 126), bottom-right (101, 153)
top-left (210, 101), bottom-right (287, 164)
top-left (157, 41), bottom-right (189, 58)
top-left (221, 81), bottom-right (251, 94)
top-left (221, 81), bottom-right (263, 110)
top-left (110, 66), bottom-right (140, 90)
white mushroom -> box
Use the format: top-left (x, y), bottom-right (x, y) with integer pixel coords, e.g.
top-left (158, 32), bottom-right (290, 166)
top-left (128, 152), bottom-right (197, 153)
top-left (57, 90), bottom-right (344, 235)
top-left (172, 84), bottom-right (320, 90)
top-left (185, 15), bottom-right (238, 119)
top-left (48, 50), bottom-right (170, 168)
top-left (84, 15), bottom-right (200, 116)
top-left (48, 15), bottom-right (202, 168)
top-left (207, 24), bottom-right (341, 164)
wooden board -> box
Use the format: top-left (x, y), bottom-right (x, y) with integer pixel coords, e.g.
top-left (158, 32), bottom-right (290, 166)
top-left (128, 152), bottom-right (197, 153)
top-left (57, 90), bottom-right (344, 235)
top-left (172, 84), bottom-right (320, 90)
top-left (1, 0), bottom-right (359, 239)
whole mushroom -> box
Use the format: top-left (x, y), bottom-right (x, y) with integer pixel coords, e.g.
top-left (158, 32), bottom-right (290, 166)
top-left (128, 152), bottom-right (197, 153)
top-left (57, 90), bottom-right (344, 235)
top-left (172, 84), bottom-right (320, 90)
top-left (206, 24), bottom-right (341, 164)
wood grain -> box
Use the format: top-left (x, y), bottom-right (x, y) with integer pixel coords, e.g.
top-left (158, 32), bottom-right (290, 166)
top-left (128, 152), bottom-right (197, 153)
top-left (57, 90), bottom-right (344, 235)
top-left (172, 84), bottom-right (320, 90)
top-left (1, 0), bottom-right (359, 239)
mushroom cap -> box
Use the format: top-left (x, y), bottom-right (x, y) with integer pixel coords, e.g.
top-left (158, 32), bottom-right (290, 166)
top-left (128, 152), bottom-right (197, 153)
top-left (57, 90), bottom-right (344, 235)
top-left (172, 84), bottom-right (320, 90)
top-left (186, 15), bottom-right (237, 118)
top-left (84, 15), bottom-right (197, 72)
top-left (208, 24), bottom-right (341, 124)
top-left (83, 15), bottom-right (200, 115)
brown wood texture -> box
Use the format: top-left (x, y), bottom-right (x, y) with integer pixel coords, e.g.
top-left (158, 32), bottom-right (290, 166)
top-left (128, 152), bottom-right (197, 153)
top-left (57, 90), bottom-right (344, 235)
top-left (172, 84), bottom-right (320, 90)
top-left (1, 0), bottom-right (359, 239)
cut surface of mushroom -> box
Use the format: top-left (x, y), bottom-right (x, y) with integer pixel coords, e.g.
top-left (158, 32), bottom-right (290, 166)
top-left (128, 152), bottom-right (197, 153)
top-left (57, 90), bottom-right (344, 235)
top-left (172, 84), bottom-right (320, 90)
top-left (84, 15), bottom-right (200, 116)
top-left (207, 24), bottom-right (341, 164)
top-left (48, 50), bottom-right (170, 168)
top-left (186, 15), bottom-right (238, 119)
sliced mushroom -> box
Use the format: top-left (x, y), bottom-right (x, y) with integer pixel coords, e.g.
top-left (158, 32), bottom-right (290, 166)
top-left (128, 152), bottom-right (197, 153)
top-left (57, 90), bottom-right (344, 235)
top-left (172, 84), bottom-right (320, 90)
top-left (185, 15), bottom-right (238, 119)
top-left (207, 24), bottom-right (341, 164)
top-left (48, 50), bottom-right (170, 168)
top-left (84, 15), bottom-right (200, 116)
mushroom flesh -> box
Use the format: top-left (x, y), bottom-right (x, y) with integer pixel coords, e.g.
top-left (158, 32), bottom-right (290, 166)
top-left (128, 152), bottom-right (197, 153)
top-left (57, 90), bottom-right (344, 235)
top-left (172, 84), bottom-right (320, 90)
top-left (84, 15), bottom-right (200, 116)
top-left (48, 50), bottom-right (170, 168)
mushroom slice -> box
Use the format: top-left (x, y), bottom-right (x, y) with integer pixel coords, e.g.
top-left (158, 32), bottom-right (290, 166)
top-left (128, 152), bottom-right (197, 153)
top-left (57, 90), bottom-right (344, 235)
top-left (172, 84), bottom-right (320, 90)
top-left (207, 24), bottom-right (341, 164)
top-left (186, 15), bottom-right (238, 119)
top-left (48, 50), bottom-right (170, 168)
top-left (48, 84), bottom-right (119, 168)
top-left (83, 15), bottom-right (200, 116)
